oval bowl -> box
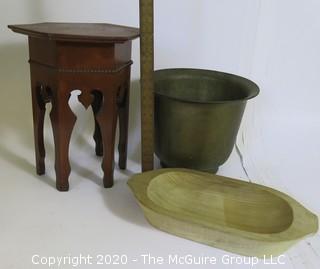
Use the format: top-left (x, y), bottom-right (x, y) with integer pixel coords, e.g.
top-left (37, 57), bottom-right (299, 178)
top-left (128, 169), bottom-right (318, 257)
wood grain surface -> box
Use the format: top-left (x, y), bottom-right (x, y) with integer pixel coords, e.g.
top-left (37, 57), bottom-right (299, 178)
top-left (128, 169), bottom-right (318, 258)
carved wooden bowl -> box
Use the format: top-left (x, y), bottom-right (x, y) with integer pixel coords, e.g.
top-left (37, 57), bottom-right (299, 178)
top-left (128, 169), bottom-right (318, 257)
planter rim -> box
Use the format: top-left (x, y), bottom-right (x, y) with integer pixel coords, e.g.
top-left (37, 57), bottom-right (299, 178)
top-left (154, 68), bottom-right (260, 104)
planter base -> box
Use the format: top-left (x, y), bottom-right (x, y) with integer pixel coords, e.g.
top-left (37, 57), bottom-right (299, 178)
top-left (160, 161), bottom-right (219, 174)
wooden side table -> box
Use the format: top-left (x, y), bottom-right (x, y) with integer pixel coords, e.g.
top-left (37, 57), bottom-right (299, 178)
top-left (8, 23), bottom-right (139, 191)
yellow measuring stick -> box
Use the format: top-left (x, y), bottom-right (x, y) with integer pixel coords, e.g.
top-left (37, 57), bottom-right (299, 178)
top-left (140, 0), bottom-right (154, 171)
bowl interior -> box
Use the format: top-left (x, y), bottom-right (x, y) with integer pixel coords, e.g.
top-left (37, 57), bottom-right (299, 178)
top-left (155, 69), bottom-right (259, 103)
top-left (147, 172), bottom-right (293, 234)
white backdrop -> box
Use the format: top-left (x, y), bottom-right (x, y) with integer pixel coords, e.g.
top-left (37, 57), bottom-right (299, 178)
top-left (0, 1), bottom-right (319, 268)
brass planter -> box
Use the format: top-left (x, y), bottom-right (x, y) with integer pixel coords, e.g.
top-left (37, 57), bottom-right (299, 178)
top-left (155, 68), bottom-right (259, 173)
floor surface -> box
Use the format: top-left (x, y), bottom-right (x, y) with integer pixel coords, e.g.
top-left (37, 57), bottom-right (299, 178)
top-left (0, 90), bottom-right (319, 269)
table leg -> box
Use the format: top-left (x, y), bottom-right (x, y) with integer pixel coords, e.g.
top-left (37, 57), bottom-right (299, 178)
top-left (92, 91), bottom-right (103, 157)
top-left (118, 82), bottom-right (130, 170)
top-left (50, 88), bottom-right (76, 191)
top-left (96, 88), bottom-right (118, 188)
top-left (31, 83), bottom-right (46, 175)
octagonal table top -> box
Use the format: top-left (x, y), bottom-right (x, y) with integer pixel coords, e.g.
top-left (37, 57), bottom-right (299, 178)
top-left (8, 22), bottom-right (140, 43)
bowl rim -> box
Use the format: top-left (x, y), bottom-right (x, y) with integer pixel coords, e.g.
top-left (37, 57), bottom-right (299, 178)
top-left (154, 68), bottom-right (260, 104)
top-left (128, 168), bottom-right (319, 243)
